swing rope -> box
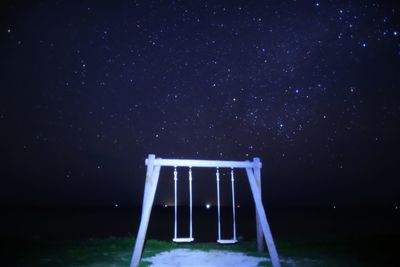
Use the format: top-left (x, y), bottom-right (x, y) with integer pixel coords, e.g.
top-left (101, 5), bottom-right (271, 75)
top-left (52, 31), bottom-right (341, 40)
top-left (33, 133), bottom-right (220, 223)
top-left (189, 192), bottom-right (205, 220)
top-left (189, 167), bottom-right (193, 239)
top-left (216, 168), bottom-right (238, 244)
top-left (231, 168), bottom-right (237, 241)
top-left (173, 166), bottom-right (178, 240)
top-left (173, 166), bottom-right (194, 243)
top-left (216, 168), bottom-right (221, 241)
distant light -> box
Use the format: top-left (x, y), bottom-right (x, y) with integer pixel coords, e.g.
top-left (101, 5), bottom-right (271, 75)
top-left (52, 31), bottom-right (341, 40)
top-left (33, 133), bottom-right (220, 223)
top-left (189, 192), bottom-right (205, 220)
top-left (333, 205), bottom-right (336, 209)
top-left (394, 31), bottom-right (398, 36)
top-left (237, 204), bottom-right (241, 208)
top-left (315, 2), bottom-right (320, 7)
top-left (361, 43), bottom-right (367, 48)
top-left (164, 204), bottom-right (168, 208)
top-left (114, 203), bottom-right (119, 208)
top-left (395, 206), bottom-right (398, 210)
top-left (206, 204), bottom-right (211, 209)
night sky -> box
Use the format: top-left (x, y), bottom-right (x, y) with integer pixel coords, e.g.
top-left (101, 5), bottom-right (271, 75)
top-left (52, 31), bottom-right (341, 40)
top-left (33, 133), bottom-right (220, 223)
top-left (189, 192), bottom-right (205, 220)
top-left (1, 1), bottom-right (399, 209)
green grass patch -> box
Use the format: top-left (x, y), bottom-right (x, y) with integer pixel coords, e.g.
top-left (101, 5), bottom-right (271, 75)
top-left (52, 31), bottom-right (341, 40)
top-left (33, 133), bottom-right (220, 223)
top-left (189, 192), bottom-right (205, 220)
top-left (4, 235), bottom-right (396, 266)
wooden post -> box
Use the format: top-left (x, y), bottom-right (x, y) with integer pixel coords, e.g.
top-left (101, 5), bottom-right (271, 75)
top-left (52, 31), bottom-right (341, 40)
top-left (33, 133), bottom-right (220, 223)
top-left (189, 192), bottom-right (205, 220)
top-left (246, 167), bottom-right (281, 267)
top-left (130, 155), bottom-right (160, 267)
top-left (253, 157), bottom-right (264, 253)
top-left (142, 155), bottom-right (155, 208)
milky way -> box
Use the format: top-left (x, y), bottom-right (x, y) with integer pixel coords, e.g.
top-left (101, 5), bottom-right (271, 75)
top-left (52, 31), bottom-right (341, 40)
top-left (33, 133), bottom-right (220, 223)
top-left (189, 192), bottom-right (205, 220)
top-left (1, 1), bottom-right (399, 207)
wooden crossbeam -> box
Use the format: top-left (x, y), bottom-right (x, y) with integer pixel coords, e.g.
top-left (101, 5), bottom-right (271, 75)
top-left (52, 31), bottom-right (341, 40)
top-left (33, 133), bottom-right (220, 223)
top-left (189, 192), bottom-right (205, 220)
top-left (146, 158), bottom-right (261, 169)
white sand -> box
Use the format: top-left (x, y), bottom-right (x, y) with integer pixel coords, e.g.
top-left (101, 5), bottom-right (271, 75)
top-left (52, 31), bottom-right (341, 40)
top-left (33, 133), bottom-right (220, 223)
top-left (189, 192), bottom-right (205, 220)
top-left (144, 248), bottom-right (266, 267)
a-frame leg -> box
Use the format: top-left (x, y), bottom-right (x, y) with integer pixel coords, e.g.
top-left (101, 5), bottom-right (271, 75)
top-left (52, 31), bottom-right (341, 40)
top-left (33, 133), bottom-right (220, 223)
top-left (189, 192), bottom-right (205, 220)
top-left (253, 158), bottom-right (264, 253)
top-left (130, 155), bottom-right (161, 267)
top-left (246, 167), bottom-right (281, 267)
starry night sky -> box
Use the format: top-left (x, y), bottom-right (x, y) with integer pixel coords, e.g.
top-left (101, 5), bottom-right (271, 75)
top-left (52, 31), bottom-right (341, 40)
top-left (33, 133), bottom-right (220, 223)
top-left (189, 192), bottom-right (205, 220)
top-left (1, 1), bottom-right (399, 208)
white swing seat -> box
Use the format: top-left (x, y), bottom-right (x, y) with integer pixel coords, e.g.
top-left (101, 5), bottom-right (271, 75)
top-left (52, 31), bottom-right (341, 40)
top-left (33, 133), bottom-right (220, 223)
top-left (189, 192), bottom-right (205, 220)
top-left (173, 237), bottom-right (194, 243)
top-left (217, 239), bottom-right (238, 244)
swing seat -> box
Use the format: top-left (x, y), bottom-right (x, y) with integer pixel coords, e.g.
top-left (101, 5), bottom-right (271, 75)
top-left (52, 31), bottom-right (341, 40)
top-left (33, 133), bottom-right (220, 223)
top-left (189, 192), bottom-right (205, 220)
top-left (173, 237), bottom-right (194, 243)
top-left (217, 239), bottom-right (238, 244)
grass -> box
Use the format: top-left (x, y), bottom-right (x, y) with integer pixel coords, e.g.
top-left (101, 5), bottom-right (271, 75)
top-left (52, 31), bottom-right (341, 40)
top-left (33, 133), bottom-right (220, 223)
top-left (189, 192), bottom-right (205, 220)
top-left (3, 234), bottom-right (398, 266)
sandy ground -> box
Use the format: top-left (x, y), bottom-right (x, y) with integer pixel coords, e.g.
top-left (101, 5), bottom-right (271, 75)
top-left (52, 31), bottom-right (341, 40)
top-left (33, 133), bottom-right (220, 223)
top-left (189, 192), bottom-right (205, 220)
top-left (144, 248), bottom-right (266, 267)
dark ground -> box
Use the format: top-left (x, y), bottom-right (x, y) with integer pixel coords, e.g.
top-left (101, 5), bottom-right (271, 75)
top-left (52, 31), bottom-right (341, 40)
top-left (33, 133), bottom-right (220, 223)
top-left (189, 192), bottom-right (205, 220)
top-left (1, 206), bottom-right (399, 266)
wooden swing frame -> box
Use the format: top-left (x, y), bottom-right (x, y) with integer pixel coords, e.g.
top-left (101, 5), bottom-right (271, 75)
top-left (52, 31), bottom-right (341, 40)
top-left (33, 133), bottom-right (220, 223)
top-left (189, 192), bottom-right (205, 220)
top-left (130, 154), bottom-right (281, 267)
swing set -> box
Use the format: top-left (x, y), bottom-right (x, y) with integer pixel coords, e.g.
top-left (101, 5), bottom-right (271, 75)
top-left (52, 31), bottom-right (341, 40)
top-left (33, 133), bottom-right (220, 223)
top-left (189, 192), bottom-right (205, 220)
top-left (130, 154), bottom-right (281, 267)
